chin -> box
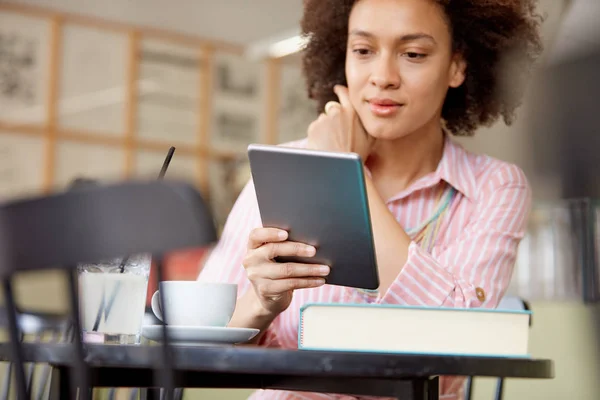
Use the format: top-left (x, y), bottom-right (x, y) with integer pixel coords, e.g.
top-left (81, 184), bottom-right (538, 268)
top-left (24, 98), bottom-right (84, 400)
top-left (362, 119), bottom-right (410, 141)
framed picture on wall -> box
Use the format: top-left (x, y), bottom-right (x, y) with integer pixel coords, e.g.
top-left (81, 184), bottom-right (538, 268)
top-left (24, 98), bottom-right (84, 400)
top-left (0, 10), bottom-right (50, 125)
top-left (137, 38), bottom-right (203, 146)
top-left (210, 52), bottom-right (266, 152)
top-left (213, 52), bottom-right (262, 100)
top-left (207, 155), bottom-right (250, 231)
top-left (0, 133), bottom-right (45, 198)
top-left (58, 24), bottom-right (128, 137)
top-left (53, 140), bottom-right (125, 189)
top-left (211, 107), bottom-right (260, 151)
top-left (277, 63), bottom-right (317, 145)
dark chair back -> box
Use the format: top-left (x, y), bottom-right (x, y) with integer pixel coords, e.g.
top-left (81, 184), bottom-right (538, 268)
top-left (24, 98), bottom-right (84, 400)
top-left (0, 308), bottom-right (72, 400)
top-left (0, 180), bottom-right (217, 400)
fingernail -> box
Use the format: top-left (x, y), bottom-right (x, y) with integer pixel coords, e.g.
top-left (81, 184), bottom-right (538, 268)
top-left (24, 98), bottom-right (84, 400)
top-left (319, 266), bottom-right (330, 275)
top-left (314, 278), bottom-right (326, 286)
top-left (304, 246), bottom-right (316, 256)
top-left (278, 231), bottom-right (288, 239)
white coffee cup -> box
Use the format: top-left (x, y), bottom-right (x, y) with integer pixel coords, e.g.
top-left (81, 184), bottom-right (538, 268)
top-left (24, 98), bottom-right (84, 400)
top-left (150, 281), bottom-right (237, 327)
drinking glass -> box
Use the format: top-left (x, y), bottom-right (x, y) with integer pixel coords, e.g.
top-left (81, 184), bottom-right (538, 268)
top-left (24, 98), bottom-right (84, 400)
top-left (77, 253), bottom-right (151, 344)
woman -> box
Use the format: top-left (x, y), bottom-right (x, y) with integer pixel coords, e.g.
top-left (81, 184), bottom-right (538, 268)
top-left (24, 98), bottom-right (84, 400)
top-left (199, 0), bottom-right (543, 398)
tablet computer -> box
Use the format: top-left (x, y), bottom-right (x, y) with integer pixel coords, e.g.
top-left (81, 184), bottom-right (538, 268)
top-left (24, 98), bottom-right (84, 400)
top-left (247, 144), bottom-right (380, 290)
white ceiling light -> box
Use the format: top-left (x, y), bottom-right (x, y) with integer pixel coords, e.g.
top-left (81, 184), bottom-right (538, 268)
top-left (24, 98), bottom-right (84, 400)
top-left (269, 34), bottom-right (308, 58)
top-left (245, 28), bottom-right (308, 60)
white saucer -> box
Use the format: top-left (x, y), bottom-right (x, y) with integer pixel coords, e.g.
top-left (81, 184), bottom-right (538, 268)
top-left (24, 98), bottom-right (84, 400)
top-left (141, 325), bottom-right (259, 346)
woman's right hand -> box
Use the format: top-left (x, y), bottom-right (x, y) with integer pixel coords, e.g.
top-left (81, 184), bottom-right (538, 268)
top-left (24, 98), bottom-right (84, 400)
top-left (242, 227), bottom-right (330, 317)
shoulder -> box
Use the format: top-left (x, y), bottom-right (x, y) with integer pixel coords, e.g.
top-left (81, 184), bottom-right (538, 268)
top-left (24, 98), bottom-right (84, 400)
top-left (445, 138), bottom-right (532, 229)
top-left (453, 140), bottom-right (530, 199)
top-left (447, 141), bottom-right (532, 235)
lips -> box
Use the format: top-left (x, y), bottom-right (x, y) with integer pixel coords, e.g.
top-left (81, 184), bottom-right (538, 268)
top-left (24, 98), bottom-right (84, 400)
top-left (368, 98), bottom-right (403, 117)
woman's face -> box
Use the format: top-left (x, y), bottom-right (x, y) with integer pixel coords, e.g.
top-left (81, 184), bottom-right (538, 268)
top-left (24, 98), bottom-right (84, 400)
top-left (345, 0), bottom-right (466, 140)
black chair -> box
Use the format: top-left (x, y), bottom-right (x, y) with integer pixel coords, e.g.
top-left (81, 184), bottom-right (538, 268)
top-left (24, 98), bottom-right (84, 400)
top-left (0, 179), bottom-right (217, 400)
top-left (0, 308), bottom-right (184, 399)
top-left (464, 296), bottom-right (532, 400)
top-left (0, 308), bottom-right (72, 400)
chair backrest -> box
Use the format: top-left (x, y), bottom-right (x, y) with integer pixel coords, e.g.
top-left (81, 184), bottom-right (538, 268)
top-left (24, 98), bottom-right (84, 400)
top-left (0, 180), bottom-right (216, 274)
top-left (0, 179), bottom-right (217, 400)
top-left (0, 308), bottom-right (72, 400)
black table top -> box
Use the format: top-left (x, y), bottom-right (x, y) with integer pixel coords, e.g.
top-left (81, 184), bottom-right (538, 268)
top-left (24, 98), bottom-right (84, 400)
top-left (0, 342), bottom-right (554, 380)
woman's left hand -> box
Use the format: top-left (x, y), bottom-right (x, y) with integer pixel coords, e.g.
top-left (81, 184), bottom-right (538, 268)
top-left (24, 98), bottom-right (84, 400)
top-left (306, 85), bottom-right (376, 162)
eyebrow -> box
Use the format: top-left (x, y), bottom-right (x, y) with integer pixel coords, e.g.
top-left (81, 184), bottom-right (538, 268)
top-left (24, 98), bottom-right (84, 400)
top-left (349, 29), bottom-right (436, 44)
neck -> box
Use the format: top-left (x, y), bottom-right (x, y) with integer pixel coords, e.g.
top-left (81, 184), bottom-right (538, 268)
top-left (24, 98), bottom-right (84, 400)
top-left (366, 121), bottom-right (445, 191)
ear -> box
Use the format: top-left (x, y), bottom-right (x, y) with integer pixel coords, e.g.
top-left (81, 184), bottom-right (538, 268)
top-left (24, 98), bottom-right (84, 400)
top-left (448, 53), bottom-right (467, 88)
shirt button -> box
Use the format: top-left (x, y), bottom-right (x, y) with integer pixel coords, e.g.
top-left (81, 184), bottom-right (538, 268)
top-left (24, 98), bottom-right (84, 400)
top-left (476, 287), bottom-right (486, 302)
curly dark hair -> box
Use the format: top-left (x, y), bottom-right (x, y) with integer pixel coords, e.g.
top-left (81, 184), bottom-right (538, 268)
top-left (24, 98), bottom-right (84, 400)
top-left (300, 0), bottom-right (544, 136)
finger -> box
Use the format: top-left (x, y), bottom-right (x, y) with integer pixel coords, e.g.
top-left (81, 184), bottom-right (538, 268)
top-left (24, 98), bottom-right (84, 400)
top-left (262, 263), bottom-right (330, 280)
top-left (261, 278), bottom-right (326, 295)
top-left (248, 227), bottom-right (288, 249)
top-left (333, 85), bottom-right (357, 152)
top-left (333, 85), bottom-right (352, 110)
top-left (261, 241), bottom-right (316, 260)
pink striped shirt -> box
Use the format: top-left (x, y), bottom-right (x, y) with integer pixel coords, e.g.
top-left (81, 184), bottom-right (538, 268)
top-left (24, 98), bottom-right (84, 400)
top-left (198, 134), bottom-right (531, 400)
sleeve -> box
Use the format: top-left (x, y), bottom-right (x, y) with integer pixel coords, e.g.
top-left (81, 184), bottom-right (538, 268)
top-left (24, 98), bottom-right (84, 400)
top-left (382, 165), bottom-right (532, 309)
top-left (197, 179), bottom-right (281, 347)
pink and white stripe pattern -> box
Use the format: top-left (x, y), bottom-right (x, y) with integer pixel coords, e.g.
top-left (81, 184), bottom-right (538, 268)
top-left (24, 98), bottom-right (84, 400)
top-left (198, 134), bottom-right (532, 400)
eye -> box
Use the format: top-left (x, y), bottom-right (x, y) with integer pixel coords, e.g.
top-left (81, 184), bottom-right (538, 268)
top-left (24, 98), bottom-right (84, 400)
top-left (352, 48), bottom-right (372, 57)
top-left (403, 52), bottom-right (427, 60)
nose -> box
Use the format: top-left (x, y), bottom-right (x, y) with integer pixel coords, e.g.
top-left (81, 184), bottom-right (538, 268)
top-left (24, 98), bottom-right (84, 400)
top-left (369, 53), bottom-right (400, 90)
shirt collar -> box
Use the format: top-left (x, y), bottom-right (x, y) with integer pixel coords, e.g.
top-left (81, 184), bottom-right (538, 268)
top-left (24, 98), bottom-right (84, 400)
top-left (436, 134), bottom-right (477, 200)
top-left (368, 133), bottom-right (477, 203)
